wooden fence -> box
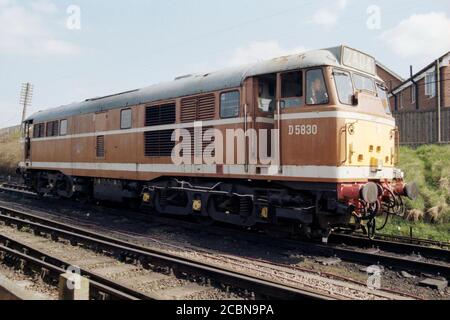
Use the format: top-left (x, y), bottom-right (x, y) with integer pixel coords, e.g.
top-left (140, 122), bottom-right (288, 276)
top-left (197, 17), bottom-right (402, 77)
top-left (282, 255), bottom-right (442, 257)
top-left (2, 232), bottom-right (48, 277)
top-left (393, 109), bottom-right (450, 145)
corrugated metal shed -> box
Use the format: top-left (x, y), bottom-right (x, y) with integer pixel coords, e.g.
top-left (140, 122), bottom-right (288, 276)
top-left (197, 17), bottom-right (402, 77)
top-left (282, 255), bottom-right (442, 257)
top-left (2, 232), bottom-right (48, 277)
top-left (26, 46), bottom-right (347, 123)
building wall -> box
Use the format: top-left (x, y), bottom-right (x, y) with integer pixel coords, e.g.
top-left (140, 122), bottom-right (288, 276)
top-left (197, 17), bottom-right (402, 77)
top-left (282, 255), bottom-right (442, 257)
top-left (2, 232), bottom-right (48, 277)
top-left (390, 61), bottom-right (450, 145)
top-left (443, 64), bottom-right (450, 108)
top-left (376, 65), bottom-right (403, 91)
top-left (392, 65), bottom-right (450, 113)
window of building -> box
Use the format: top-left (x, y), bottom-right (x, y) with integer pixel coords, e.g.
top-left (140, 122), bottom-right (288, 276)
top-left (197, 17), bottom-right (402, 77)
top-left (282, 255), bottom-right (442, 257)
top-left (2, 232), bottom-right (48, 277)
top-left (425, 72), bottom-right (436, 97)
top-left (257, 74), bottom-right (276, 112)
top-left (280, 71), bottom-right (303, 108)
top-left (306, 69), bottom-right (329, 105)
top-left (120, 108), bottom-right (132, 129)
top-left (60, 120), bottom-right (68, 136)
top-left (334, 70), bottom-right (354, 105)
top-left (411, 86), bottom-right (416, 104)
top-left (220, 91), bottom-right (240, 118)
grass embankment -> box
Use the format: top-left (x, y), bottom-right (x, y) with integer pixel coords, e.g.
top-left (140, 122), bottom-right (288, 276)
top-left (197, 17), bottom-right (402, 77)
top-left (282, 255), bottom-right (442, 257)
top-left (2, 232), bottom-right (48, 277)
top-left (0, 130), bottom-right (21, 177)
top-left (383, 145), bottom-right (450, 242)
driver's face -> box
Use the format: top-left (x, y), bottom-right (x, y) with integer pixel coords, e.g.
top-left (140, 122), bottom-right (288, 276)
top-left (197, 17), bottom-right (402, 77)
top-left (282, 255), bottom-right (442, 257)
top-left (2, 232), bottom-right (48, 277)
top-left (313, 79), bottom-right (322, 92)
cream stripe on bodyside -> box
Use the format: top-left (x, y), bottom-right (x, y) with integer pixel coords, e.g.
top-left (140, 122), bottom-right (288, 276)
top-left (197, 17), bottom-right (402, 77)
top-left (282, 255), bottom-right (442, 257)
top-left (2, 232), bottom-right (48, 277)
top-left (31, 117), bottom-right (248, 142)
top-left (21, 162), bottom-right (395, 180)
top-left (276, 111), bottom-right (396, 127)
top-left (30, 111), bottom-right (395, 142)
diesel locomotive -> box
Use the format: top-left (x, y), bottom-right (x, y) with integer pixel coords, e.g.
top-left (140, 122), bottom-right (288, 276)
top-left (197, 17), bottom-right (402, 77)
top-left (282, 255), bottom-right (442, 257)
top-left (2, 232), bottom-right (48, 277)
top-left (18, 46), bottom-right (417, 239)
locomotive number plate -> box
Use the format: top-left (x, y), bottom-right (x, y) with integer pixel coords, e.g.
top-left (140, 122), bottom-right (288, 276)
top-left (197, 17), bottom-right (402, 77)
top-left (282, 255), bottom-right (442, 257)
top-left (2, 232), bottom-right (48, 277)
top-left (288, 125), bottom-right (318, 136)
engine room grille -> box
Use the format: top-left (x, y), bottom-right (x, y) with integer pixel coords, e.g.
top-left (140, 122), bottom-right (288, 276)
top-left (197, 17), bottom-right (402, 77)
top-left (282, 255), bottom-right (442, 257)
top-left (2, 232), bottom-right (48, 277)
top-left (183, 126), bottom-right (215, 158)
top-left (144, 104), bottom-right (176, 157)
top-left (96, 135), bottom-right (105, 158)
top-left (145, 104), bottom-right (176, 127)
top-left (144, 130), bottom-right (175, 157)
top-left (180, 94), bottom-right (215, 123)
top-left (197, 94), bottom-right (216, 121)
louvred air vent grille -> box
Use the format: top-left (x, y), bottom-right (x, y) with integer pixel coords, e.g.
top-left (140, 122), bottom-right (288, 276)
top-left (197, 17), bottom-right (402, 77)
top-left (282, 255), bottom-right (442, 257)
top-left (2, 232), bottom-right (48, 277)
top-left (144, 104), bottom-right (176, 157)
top-left (145, 104), bottom-right (176, 127)
top-left (181, 94), bottom-right (215, 123)
top-left (96, 135), bottom-right (105, 158)
top-left (180, 97), bottom-right (197, 123)
top-left (144, 130), bottom-right (175, 157)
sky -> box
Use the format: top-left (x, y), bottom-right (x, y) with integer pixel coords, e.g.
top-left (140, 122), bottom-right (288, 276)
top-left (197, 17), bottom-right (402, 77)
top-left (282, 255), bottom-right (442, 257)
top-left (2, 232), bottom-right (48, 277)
top-left (0, 0), bottom-right (449, 128)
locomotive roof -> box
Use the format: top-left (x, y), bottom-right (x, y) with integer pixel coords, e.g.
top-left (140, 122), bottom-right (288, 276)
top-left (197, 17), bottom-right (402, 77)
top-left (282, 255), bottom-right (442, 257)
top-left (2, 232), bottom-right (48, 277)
top-left (26, 45), bottom-right (374, 123)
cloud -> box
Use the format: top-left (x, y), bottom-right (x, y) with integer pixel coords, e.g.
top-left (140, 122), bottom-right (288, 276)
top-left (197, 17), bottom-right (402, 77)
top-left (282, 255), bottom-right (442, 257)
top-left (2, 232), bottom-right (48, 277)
top-left (380, 12), bottom-right (450, 60)
top-left (311, 0), bottom-right (349, 27)
top-left (0, 0), bottom-right (79, 55)
top-left (227, 41), bottom-right (307, 67)
top-left (29, 0), bottom-right (58, 14)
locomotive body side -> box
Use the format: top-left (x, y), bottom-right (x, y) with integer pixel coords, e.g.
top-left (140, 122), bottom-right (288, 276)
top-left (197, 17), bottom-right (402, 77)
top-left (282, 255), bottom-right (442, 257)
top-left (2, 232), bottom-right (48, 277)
top-left (18, 46), bottom-right (416, 238)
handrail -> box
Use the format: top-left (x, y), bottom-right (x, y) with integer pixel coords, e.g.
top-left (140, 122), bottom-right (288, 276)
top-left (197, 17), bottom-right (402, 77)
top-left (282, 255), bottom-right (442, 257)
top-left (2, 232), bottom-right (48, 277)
top-left (340, 124), bottom-right (348, 165)
top-left (395, 127), bottom-right (400, 165)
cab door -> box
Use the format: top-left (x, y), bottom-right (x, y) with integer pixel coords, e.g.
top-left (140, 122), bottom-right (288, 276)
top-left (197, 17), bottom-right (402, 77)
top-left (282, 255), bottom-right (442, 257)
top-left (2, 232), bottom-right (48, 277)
top-left (276, 70), bottom-right (305, 173)
top-left (249, 73), bottom-right (277, 175)
top-left (24, 123), bottom-right (31, 161)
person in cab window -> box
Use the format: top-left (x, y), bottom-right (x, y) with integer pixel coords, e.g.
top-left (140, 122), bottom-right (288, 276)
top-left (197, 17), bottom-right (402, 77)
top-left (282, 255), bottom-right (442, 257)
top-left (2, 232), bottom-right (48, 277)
top-left (258, 81), bottom-right (276, 112)
top-left (308, 75), bottom-right (329, 105)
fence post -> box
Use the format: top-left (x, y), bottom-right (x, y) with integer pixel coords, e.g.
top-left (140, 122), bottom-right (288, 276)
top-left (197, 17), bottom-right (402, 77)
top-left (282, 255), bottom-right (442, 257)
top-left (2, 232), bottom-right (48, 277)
top-left (436, 59), bottom-right (442, 143)
top-left (58, 272), bottom-right (90, 300)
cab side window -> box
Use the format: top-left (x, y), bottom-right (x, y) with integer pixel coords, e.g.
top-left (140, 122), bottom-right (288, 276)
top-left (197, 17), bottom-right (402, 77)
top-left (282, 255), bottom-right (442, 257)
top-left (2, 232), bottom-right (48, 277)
top-left (257, 74), bottom-right (276, 113)
top-left (334, 70), bottom-right (354, 105)
top-left (306, 69), bottom-right (329, 105)
top-left (281, 71), bottom-right (303, 108)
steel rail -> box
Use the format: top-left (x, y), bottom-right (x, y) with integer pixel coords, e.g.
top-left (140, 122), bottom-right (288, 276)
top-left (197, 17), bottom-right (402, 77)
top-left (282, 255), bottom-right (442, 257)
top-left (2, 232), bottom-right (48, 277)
top-left (372, 233), bottom-right (449, 250)
top-left (0, 206), bottom-right (335, 300)
top-left (2, 183), bottom-right (448, 251)
top-left (1, 188), bottom-right (448, 280)
top-left (329, 233), bottom-right (450, 263)
top-left (0, 240), bottom-right (139, 300)
top-left (316, 244), bottom-right (450, 279)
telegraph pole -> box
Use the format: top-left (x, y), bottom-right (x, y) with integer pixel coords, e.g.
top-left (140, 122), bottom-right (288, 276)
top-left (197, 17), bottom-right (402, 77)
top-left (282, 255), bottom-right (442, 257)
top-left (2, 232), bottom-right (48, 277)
top-left (20, 82), bottom-right (34, 130)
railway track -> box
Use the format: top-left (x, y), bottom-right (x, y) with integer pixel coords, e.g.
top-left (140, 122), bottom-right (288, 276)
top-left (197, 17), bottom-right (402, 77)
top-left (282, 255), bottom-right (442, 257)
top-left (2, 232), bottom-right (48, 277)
top-left (0, 234), bottom-right (144, 300)
top-left (0, 183), bottom-right (36, 195)
top-left (2, 182), bottom-right (448, 251)
top-left (332, 231), bottom-right (450, 250)
top-left (0, 183), bottom-right (448, 295)
top-left (0, 205), bottom-right (337, 301)
top-left (329, 233), bottom-right (450, 264)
